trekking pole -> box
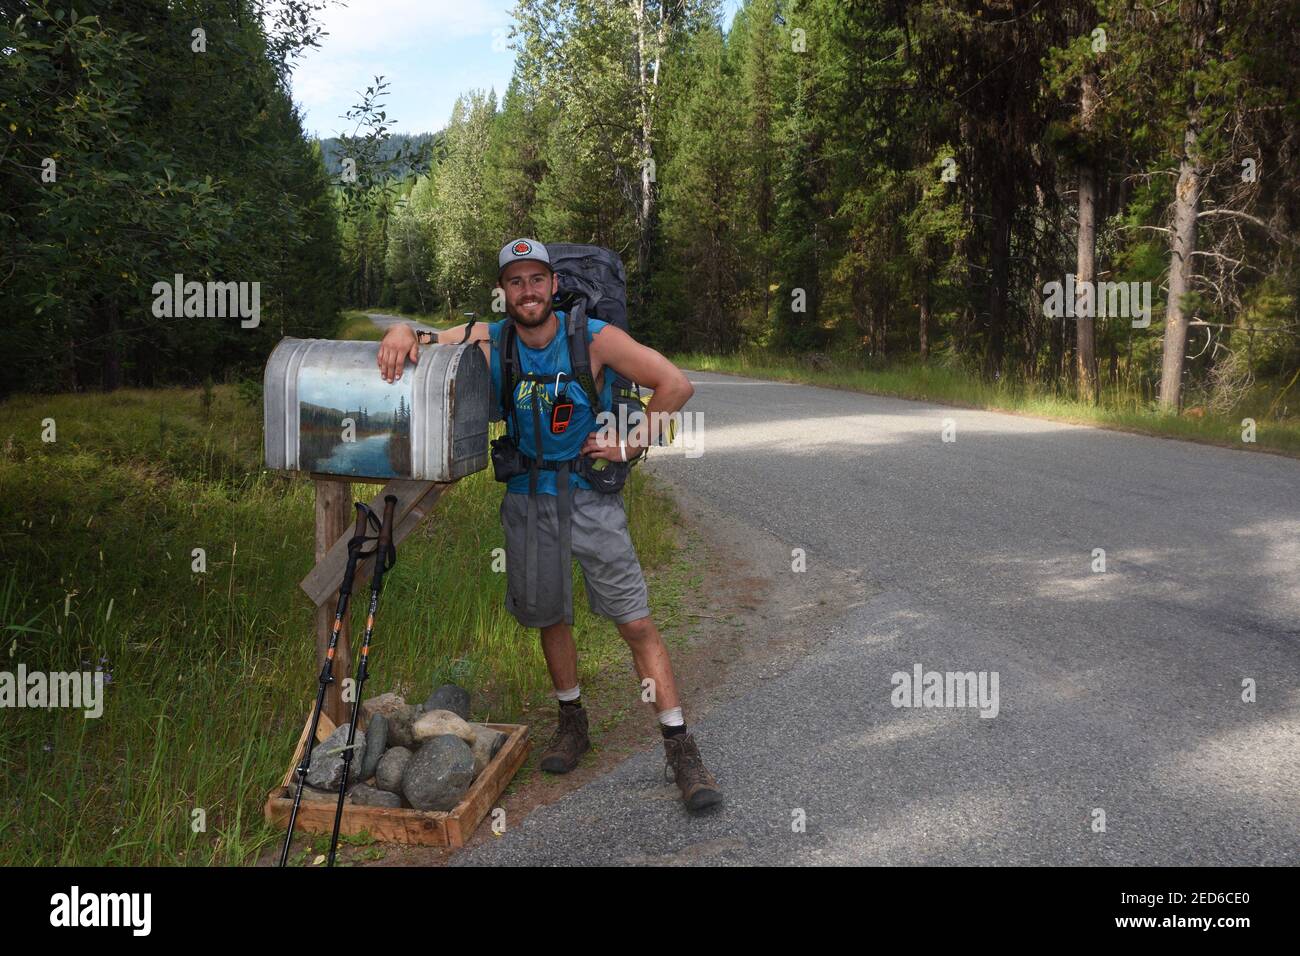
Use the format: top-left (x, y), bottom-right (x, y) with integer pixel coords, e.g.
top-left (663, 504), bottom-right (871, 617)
top-left (327, 493), bottom-right (398, 867)
top-left (278, 502), bottom-right (382, 868)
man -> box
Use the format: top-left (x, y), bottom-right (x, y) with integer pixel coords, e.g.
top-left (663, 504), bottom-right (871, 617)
top-left (377, 238), bottom-right (723, 812)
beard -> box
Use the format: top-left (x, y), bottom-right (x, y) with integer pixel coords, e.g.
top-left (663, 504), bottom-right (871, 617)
top-left (506, 294), bottom-right (554, 328)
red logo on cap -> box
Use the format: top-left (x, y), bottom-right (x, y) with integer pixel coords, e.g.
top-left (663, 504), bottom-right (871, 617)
top-left (512, 240), bottom-right (532, 255)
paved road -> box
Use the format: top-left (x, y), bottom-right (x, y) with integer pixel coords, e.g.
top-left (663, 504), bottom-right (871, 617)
top-left (454, 371), bottom-right (1300, 866)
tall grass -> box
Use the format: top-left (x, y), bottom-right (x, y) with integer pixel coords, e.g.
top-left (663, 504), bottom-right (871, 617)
top-left (0, 384), bottom-right (687, 865)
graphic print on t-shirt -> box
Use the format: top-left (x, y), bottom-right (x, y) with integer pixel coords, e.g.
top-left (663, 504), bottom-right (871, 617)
top-left (513, 379), bottom-right (553, 413)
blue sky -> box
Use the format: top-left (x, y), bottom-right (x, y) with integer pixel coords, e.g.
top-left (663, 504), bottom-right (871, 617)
top-left (289, 0), bottom-right (743, 138)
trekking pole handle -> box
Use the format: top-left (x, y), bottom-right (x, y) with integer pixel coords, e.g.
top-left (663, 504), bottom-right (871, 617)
top-left (339, 503), bottom-right (373, 597)
top-left (351, 502), bottom-right (369, 540)
top-left (371, 495), bottom-right (398, 588)
top-left (378, 495), bottom-right (397, 549)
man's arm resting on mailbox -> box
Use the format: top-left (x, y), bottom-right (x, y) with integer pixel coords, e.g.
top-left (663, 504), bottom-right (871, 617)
top-left (428, 322), bottom-right (490, 346)
top-left (379, 321), bottom-right (492, 383)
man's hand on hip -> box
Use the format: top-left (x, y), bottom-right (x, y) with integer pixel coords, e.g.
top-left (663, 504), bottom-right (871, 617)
top-left (581, 430), bottom-right (644, 462)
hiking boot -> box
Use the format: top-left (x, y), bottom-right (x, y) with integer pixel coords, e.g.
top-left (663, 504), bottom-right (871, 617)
top-left (539, 704), bottom-right (590, 774)
top-left (663, 733), bottom-right (724, 812)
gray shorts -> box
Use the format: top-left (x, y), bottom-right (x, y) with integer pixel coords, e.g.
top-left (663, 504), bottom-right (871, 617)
top-left (500, 488), bottom-right (651, 628)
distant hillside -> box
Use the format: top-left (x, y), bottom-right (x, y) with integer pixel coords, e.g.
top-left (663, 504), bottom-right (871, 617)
top-left (317, 132), bottom-right (442, 179)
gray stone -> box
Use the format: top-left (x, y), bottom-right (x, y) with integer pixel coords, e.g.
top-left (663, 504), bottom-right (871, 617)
top-left (401, 736), bottom-right (475, 811)
top-left (412, 708), bottom-right (476, 746)
top-left (357, 695), bottom-right (417, 747)
top-left (297, 785), bottom-right (339, 803)
top-left (348, 783), bottom-right (403, 808)
top-left (361, 691), bottom-right (405, 723)
top-left (304, 724), bottom-right (365, 790)
top-left (374, 746), bottom-right (412, 793)
top-left (359, 714), bottom-right (388, 780)
top-left (423, 684), bottom-right (470, 719)
top-left (392, 710), bottom-right (419, 748)
top-left (467, 724), bottom-right (508, 777)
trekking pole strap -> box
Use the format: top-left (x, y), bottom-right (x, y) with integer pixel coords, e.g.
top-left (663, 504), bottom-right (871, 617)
top-left (370, 496), bottom-right (399, 591)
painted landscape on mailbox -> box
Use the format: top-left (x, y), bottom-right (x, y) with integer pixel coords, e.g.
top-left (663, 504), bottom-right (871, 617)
top-left (298, 359), bottom-right (412, 478)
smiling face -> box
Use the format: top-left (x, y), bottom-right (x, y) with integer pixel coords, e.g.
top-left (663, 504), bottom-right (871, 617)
top-left (499, 260), bottom-right (558, 328)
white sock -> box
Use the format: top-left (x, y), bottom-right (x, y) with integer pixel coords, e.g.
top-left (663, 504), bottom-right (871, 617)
top-left (555, 685), bottom-right (581, 703)
top-left (656, 706), bottom-right (684, 727)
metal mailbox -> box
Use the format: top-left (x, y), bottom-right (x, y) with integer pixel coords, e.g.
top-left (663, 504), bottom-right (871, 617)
top-left (263, 338), bottom-right (489, 482)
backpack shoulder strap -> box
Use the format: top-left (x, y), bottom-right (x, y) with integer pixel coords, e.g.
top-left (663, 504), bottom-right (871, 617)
top-left (500, 318), bottom-right (521, 435)
top-left (565, 303), bottom-right (603, 414)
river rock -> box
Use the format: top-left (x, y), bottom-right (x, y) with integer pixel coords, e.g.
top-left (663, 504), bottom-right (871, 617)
top-left (412, 709), bottom-right (476, 746)
top-left (297, 785), bottom-right (338, 803)
top-left (360, 692), bottom-right (408, 728)
top-left (401, 736), bottom-right (474, 811)
top-left (359, 714), bottom-right (388, 780)
top-left (423, 684), bottom-right (470, 719)
top-left (349, 783), bottom-right (403, 808)
top-left (374, 746), bottom-right (412, 793)
top-left (359, 694), bottom-right (417, 747)
top-left (305, 724), bottom-right (364, 790)
top-left (360, 692), bottom-right (405, 721)
top-left (467, 724), bottom-right (507, 777)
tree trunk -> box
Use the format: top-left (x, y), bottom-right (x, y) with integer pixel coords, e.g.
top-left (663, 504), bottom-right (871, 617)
top-left (631, 0), bottom-right (661, 302)
top-left (984, 182), bottom-right (1013, 378)
top-left (1075, 69), bottom-right (1100, 404)
top-left (314, 480), bottom-right (352, 726)
top-left (101, 297), bottom-right (122, 391)
top-left (1159, 123), bottom-right (1201, 410)
top-left (1159, 3), bottom-right (1211, 410)
top-left (919, 283), bottom-right (931, 362)
top-left (875, 288), bottom-right (888, 358)
top-left (64, 328), bottom-right (80, 391)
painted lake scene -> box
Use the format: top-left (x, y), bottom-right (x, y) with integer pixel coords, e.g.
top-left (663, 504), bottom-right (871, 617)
top-left (298, 356), bottom-right (412, 478)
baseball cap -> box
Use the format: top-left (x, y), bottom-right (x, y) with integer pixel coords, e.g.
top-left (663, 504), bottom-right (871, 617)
top-left (498, 238), bottom-right (551, 276)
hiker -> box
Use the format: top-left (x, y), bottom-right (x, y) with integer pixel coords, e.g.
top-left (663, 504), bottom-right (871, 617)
top-left (376, 238), bottom-right (723, 812)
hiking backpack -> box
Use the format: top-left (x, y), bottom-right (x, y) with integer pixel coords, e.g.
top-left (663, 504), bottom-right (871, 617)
top-left (499, 242), bottom-right (641, 427)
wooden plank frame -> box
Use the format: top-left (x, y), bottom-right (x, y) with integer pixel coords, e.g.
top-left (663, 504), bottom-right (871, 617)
top-left (265, 714), bottom-right (531, 849)
top-left (300, 478), bottom-right (451, 607)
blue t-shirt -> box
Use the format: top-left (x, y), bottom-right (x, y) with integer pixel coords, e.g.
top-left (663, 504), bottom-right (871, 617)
top-left (489, 312), bottom-right (614, 495)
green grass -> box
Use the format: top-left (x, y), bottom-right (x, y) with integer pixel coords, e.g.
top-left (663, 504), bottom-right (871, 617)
top-left (0, 382), bottom-right (689, 865)
top-left (335, 311), bottom-right (384, 341)
top-left (671, 349), bottom-right (1300, 458)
